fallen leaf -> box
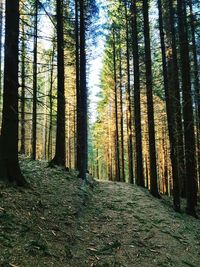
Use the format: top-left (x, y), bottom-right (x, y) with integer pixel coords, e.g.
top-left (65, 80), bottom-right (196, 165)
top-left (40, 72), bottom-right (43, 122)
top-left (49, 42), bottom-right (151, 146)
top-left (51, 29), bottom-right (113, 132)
top-left (9, 263), bottom-right (20, 267)
top-left (52, 230), bottom-right (56, 236)
top-left (87, 247), bottom-right (98, 252)
top-left (150, 249), bottom-right (158, 253)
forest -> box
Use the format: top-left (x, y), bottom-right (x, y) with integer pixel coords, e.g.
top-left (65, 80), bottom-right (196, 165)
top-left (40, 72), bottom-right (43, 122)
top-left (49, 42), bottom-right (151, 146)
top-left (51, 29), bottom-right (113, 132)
top-left (0, 0), bottom-right (200, 266)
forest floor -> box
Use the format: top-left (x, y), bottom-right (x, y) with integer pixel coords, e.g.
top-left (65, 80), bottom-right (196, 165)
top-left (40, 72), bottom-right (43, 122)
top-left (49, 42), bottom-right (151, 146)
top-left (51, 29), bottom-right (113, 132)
top-left (0, 158), bottom-right (200, 267)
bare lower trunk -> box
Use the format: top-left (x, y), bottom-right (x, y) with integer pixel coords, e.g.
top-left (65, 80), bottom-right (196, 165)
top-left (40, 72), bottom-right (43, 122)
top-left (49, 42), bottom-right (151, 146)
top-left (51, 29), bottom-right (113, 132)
top-left (143, 0), bottom-right (160, 198)
top-left (50, 0), bottom-right (66, 167)
top-left (0, 0), bottom-right (26, 186)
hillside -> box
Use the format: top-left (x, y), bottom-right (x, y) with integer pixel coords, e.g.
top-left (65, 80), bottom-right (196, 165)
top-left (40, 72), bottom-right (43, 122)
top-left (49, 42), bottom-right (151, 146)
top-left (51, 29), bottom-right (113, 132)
top-left (0, 158), bottom-right (200, 267)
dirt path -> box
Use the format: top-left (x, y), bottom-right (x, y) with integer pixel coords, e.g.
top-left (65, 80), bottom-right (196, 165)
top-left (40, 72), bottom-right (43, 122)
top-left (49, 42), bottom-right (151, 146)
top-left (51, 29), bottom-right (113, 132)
top-left (69, 181), bottom-right (200, 267)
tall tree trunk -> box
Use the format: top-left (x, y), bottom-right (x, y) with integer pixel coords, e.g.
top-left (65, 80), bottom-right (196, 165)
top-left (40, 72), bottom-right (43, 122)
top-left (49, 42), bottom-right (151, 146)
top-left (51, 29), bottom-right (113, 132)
top-left (96, 148), bottom-right (99, 179)
top-left (188, 0), bottom-right (200, 182)
top-left (0, 0), bottom-right (3, 126)
top-left (50, 0), bottom-right (66, 167)
top-left (31, 0), bottom-right (38, 160)
top-left (48, 43), bottom-right (55, 161)
top-left (20, 21), bottom-right (26, 154)
top-left (125, 0), bottom-right (134, 184)
top-left (77, 0), bottom-right (87, 179)
top-left (75, 0), bottom-right (79, 170)
top-left (43, 79), bottom-right (48, 159)
top-left (177, 0), bottom-right (197, 216)
top-left (131, 1), bottom-right (144, 187)
top-left (112, 28), bottom-right (120, 182)
top-left (119, 33), bottom-right (125, 182)
top-left (167, 0), bottom-right (186, 197)
top-left (0, 0), bottom-right (26, 185)
top-left (142, 0), bottom-right (160, 197)
top-left (157, 0), bottom-right (180, 210)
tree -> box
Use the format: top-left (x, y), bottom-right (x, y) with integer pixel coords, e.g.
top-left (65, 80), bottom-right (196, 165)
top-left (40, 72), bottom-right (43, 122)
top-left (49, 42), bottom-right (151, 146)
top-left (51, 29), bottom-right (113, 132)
top-left (77, 0), bottom-right (88, 179)
top-left (118, 30), bottom-right (125, 182)
top-left (112, 27), bottom-right (121, 181)
top-left (131, 1), bottom-right (144, 187)
top-left (75, 0), bottom-right (80, 170)
top-left (20, 18), bottom-right (26, 154)
top-left (0, 0), bottom-right (26, 185)
top-left (124, 0), bottom-right (134, 184)
top-left (177, 0), bottom-right (197, 216)
top-left (142, 0), bottom-right (160, 197)
top-left (157, 0), bottom-right (180, 210)
top-left (50, 0), bottom-right (66, 167)
top-left (31, 0), bottom-right (38, 160)
top-left (188, 0), bottom-right (200, 181)
top-left (0, 0), bottom-right (3, 120)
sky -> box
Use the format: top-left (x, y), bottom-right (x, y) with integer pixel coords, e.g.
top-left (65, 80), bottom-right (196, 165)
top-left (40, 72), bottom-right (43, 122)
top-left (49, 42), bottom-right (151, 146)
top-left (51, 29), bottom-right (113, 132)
top-left (40, 0), bottom-right (107, 124)
top-left (40, 0), bottom-right (159, 124)
top-left (88, 0), bottom-right (107, 123)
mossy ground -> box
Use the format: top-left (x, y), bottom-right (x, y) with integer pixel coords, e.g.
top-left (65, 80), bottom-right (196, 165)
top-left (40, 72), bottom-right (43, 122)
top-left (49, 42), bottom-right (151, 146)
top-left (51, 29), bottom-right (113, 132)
top-left (0, 157), bottom-right (200, 266)
top-left (0, 157), bottom-right (92, 267)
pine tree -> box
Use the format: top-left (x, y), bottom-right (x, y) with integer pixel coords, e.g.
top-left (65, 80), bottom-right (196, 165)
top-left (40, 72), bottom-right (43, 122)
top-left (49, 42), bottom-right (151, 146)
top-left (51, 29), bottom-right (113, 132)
top-left (50, 0), bottom-right (66, 167)
top-left (31, 0), bottom-right (38, 160)
top-left (142, 0), bottom-right (160, 197)
top-left (157, 0), bottom-right (180, 210)
top-left (77, 0), bottom-right (88, 179)
top-left (177, 0), bottom-right (197, 216)
top-left (131, 1), bottom-right (144, 187)
top-left (0, 0), bottom-right (26, 185)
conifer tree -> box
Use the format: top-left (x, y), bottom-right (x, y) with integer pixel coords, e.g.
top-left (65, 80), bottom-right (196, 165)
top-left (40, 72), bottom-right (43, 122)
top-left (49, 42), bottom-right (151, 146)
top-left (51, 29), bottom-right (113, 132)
top-left (0, 0), bottom-right (26, 185)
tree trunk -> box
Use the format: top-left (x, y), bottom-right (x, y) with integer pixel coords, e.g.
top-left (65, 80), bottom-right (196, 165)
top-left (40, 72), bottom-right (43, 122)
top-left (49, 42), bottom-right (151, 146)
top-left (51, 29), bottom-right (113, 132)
top-left (119, 33), bottom-right (125, 182)
top-left (142, 0), bottom-right (160, 198)
top-left (0, 0), bottom-right (3, 126)
top-left (157, 0), bottom-right (180, 210)
top-left (96, 148), bottom-right (99, 179)
top-left (166, 0), bottom-right (186, 197)
top-left (188, 0), bottom-right (200, 183)
top-left (125, 0), bottom-right (134, 184)
top-left (20, 20), bottom-right (26, 154)
top-left (50, 0), bottom-right (66, 167)
top-left (0, 0), bottom-right (26, 185)
top-left (131, 1), bottom-right (144, 187)
top-left (31, 0), bottom-right (38, 160)
top-left (77, 0), bottom-right (87, 179)
top-left (112, 28), bottom-right (120, 182)
top-left (177, 0), bottom-right (197, 216)
top-left (48, 43), bottom-right (55, 161)
top-left (75, 0), bottom-right (80, 170)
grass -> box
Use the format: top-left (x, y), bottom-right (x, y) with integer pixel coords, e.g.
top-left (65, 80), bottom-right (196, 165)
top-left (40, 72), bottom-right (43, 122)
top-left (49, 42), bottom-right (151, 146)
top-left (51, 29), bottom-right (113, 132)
top-left (0, 156), bottom-right (91, 267)
top-left (1, 157), bottom-right (200, 267)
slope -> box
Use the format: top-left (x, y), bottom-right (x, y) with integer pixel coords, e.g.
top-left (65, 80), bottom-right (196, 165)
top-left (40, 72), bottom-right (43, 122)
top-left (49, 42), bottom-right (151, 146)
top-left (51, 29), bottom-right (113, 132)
top-left (0, 158), bottom-right (200, 267)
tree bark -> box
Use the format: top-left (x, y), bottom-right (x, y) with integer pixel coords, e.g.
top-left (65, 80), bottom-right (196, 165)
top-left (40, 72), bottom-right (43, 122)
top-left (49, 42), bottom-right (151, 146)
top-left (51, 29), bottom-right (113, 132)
top-left (119, 33), bottom-right (125, 182)
top-left (0, 0), bottom-right (26, 185)
top-left (48, 43), bottom-right (55, 161)
top-left (77, 0), bottom-right (87, 179)
top-left (166, 0), bottom-right (186, 197)
top-left (50, 0), bottom-right (66, 167)
top-left (157, 0), bottom-right (180, 210)
top-left (131, 1), bottom-right (144, 187)
top-left (20, 20), bottom-right (26, 154)
top-left (188, 0), bottom-right (200, 183)
top-left (112, 28), bottom-right (120, 182)
top-left (0, 0), bottom-right (3, 125)
top-left (125, 0), bottom-right (134, 184)
top-left (31, 0), bottom-right (38, 160)
top-left (142, 0), bottom-right (160, 197)
top-left (75, 0), bottom-right (80, 170)
top-left (177, 0), bottom-right (197, 216)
